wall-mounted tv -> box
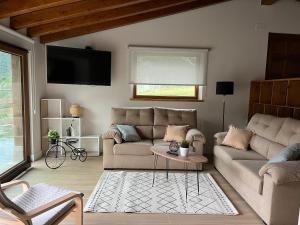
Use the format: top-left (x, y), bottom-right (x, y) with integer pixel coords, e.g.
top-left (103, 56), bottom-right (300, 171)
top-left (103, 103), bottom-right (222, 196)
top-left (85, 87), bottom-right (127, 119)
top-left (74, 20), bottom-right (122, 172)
top-left (47, 46), bottom-right (111, 85)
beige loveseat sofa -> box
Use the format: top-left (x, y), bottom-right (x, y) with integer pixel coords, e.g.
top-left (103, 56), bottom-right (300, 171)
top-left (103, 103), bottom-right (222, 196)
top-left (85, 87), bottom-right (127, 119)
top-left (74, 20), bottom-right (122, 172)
top-left (214, 113), bottom-right (300, 225)
top-left (103, 107), bottom-right (205, 170)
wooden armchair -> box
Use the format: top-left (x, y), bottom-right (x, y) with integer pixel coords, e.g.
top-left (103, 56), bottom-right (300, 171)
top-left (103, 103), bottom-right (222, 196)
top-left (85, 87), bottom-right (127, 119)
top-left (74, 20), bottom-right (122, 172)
top-left (0, 180), bottom-right (83, 225)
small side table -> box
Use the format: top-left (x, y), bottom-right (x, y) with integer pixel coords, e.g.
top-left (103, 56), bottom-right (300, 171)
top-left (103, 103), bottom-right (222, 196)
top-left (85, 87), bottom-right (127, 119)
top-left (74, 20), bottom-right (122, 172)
top-left (151, 146), bottom-right (208, 202)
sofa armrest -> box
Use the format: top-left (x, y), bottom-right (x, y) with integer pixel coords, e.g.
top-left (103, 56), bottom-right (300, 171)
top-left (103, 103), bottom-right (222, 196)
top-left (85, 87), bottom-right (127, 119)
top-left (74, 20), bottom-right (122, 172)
top-left (214, 132), bottom-right (227, 145)
top-left (102, 127), bottom-right (122, 144)
top-left (259, 161), bottom-right (300, 185)
top-left (186, 128), bottom-right (206, 144)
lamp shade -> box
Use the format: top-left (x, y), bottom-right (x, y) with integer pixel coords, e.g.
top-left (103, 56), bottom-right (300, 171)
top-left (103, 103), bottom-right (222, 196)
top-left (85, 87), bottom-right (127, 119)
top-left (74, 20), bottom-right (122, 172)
top-left (216, 81), bottom-right (234, 95)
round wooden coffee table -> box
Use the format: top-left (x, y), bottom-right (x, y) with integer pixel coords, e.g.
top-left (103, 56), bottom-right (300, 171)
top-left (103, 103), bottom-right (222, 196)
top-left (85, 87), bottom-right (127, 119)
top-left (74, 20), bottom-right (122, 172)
top-left (151, 146), bottom-right (208, 202)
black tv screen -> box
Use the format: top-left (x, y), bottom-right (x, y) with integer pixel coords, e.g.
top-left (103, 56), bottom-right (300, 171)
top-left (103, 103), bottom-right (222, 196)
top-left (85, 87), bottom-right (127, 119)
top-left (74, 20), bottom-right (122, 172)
top-left (47, 46), bottom-right (111, 85)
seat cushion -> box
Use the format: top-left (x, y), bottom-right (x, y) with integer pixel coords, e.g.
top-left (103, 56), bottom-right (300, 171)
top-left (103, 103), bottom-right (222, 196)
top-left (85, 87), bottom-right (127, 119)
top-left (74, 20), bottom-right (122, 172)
top-left (113, 140), bottom-right (153, 156)
top-left (214, 145), bottom-right (266, 163)
top-left (153, 139), bottom-right (170, 147)
top-left (12, 184), bottom-right (76, 225)
top-left (232, 160), bottom-right (267, 194)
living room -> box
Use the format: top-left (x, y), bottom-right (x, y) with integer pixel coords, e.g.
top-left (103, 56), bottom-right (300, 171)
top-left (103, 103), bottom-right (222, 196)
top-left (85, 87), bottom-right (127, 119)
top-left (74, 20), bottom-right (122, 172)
top-left (0, 0), bottom-right (300, 225)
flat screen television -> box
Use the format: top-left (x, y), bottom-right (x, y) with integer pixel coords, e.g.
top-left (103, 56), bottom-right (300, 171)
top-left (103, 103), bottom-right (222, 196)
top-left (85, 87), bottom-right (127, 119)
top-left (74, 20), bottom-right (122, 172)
top-left (47, 46), bottom-right (111, 85)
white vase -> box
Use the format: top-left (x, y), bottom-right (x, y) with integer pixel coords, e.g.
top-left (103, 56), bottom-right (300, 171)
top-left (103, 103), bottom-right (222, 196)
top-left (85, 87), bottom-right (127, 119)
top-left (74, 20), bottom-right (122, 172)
top-left (179, 147), bottom-right (189, 157)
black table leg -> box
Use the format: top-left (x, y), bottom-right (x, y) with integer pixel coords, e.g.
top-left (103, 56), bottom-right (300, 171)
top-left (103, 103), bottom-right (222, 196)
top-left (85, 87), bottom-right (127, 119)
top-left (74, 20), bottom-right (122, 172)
top-left (184, 162), bottom-right (188, 202)
top-left (152, 154), bottom-right (158, 187)
top-left (196, 164), bottom-right (200, 195)
top-left (166, 158), bottom-right (169, 181)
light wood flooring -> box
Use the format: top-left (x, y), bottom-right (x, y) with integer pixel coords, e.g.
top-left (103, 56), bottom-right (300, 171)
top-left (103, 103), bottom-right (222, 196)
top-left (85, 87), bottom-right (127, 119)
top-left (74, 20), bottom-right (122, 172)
top-left (4, 156), bottom-right (264, 225)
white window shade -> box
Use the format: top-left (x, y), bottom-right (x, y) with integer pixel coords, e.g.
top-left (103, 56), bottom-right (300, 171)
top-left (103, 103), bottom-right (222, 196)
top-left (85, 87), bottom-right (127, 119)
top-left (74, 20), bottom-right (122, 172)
top-left (129, 47), bottom-right (208, 85)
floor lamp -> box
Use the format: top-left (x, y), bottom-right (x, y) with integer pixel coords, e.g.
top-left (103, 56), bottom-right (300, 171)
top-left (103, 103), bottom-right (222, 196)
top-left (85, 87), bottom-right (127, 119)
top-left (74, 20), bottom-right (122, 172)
top-left (216, 81), bottom-right (234, 132)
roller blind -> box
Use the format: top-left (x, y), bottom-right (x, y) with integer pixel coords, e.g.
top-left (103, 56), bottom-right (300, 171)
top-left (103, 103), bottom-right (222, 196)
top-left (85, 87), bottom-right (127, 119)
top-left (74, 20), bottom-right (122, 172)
top-left (129, 46), bottom-right (208, 85)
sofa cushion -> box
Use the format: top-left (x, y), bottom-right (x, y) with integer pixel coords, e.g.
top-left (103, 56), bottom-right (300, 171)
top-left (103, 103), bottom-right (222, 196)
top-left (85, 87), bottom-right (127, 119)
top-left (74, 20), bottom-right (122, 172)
top-left (136, 125), bottom-right (153, 139)
top-left (113, 140), bottom-right (153, 156)
top-left (154, 107), bottom-right (197, 127)
top-left (232, 160), bottom-right (267, 194)
top-left (111, 107), bottom-right (154, 126)
top-left (214, 145), bottom-right (266, 164)
top-left (153, 139), bottom-right (170, 147)
top-left (275, 118), bottom-right (300, 146)
top-left (247, 113), bottom-right (285, 142)
top-left (153, 125), bottom-right (166, 139)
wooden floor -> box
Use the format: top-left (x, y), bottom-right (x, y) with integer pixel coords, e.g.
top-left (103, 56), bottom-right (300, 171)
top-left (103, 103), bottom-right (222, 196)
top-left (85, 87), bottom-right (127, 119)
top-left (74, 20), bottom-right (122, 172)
top-left (4, 156), bottom-right (264, 225)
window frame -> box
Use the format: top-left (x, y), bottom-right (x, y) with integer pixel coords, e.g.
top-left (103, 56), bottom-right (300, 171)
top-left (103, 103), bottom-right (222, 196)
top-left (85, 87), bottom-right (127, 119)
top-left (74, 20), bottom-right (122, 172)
top-left (132, 84), bottom-right (202, 102)
top-left (0, 41), bottom-right (31, 182)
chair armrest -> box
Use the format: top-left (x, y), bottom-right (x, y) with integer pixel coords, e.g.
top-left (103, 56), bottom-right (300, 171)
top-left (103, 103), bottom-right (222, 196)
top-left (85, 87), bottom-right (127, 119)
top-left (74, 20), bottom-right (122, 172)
top-left (102, 127), bottom-right (122, 144)
top-left (186, 128), bottom-right (206, 144)
top-left (259, 161), bottom-right (300, 185)
top-left (24, 192), bottom-right (83, 219)
top-left (214, 132), bottom-right (228, 145)
top-left (1, 180), bottom-right (30, 192)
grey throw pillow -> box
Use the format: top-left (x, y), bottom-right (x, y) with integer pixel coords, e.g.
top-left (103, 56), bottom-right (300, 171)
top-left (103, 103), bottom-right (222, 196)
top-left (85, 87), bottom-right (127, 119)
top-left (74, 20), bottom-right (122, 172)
top-left (268, 143), bottom-right (300, 163)
top-left (116, 125), bottom-right (141, 142)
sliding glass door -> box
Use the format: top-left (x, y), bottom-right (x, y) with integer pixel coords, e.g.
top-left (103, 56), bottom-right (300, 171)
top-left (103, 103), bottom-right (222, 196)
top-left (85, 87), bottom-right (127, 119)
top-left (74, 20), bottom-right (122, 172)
top-left (0, 41), bottom-right (31, 182)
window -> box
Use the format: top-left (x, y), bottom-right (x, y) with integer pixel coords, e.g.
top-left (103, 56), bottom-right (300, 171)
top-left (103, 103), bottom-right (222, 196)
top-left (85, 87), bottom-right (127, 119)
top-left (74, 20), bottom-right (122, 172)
top-left (0, 41), bottom-right (31, 182)
top-left (134, 84), bottom-right (199, 100)
top-left (129, 47), bottom-right (208, 101)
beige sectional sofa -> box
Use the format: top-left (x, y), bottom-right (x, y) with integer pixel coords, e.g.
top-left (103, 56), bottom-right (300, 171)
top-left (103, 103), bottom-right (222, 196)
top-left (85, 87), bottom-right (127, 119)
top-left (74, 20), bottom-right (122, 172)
top-left (214, 113), bottom-right (300, 225)
top-left (103, 107), bottom-right (205, 170)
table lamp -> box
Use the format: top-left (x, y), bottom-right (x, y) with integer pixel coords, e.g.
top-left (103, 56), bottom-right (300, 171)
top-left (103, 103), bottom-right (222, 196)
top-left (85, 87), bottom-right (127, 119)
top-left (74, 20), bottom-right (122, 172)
top-left (216, 81), bottom-right (234, 131)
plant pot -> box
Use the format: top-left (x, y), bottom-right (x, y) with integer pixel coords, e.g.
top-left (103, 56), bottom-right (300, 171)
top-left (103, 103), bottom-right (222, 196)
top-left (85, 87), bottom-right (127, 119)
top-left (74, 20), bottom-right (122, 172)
top-left (50, 139), bottom-right (57, 144)
top-left (179, 147), bottom-right (189, 157)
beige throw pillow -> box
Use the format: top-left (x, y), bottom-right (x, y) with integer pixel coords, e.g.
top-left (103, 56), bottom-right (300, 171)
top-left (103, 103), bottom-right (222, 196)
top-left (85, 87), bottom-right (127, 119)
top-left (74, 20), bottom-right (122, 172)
top-left (164, 125), bottom-right (189, 142)
top-left (222, 125), bottom-right (253, 150)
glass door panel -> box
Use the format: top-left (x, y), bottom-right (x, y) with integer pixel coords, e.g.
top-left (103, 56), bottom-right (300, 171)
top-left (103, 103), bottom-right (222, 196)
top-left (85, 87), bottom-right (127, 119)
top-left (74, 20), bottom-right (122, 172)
top-left (0, 50), bottom-right (25, 175)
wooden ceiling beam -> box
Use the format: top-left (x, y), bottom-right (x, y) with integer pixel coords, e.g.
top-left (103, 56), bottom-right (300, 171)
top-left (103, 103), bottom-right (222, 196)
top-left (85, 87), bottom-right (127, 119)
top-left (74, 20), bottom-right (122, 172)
top-left (261, 0), bottom-right (279, 5)
top-left (28, 0), bottom-right (198, 37)
top-left (10, 0), bottom-right (149, 30)
top-left (0, 0), bottom-right (80, 19)
top-left (40, 0), bottom-right (229, 43)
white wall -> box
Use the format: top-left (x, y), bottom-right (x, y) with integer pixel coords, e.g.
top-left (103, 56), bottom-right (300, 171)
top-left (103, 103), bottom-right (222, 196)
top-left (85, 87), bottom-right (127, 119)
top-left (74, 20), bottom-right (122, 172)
top-left (46, 0), bottom-right (300, 153)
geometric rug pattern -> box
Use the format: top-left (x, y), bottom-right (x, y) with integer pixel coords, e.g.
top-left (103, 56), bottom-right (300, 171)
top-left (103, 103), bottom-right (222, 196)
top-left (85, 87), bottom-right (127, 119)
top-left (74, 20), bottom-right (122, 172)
top-left (84, 171), bottom-right (238, 215)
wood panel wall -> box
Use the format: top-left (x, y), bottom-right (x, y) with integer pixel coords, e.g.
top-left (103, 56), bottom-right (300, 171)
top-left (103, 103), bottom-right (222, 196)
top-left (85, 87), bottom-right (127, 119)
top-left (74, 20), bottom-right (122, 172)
top-left (248, 78), bottom-right (300, 120)
top-left (266, 33), bottom-right (300, 80)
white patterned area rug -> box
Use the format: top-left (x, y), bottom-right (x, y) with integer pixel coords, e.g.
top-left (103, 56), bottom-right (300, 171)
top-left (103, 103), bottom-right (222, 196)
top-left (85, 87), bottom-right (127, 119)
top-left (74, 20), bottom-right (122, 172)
top-left (84, 171), bottom-right (238, 215)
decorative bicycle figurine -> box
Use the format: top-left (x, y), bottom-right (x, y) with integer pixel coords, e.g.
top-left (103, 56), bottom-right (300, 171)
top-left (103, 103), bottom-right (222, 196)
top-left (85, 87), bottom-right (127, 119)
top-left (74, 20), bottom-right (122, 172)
top-left (45, 137), bottom-right (87, 169)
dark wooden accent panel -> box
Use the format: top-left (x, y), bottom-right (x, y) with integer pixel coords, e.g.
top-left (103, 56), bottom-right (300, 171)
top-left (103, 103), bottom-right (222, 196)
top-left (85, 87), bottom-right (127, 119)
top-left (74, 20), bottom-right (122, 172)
top-left (39, 0), bottom-right (229, 43)
top-left (287, 80), bottom-right (300, 107)
top-left (265, 105), bottom-right (278, 116)
top-left (278, 107), bottom-right (294, 117)
top-left (11, 0), bottom-right (148, 29)
top-left (249, 81), bottom-right (261, 103)
top-left (28, 0), bottom-right (194, 37)
top-left (259, 81), bottom-right (273, 104)
top-left (261, 0), bottom-right (278, 5)
top-left (271, 80), bottom-right (288, 105)
top-left (248, 78), bottom-right (300, 120)
top-left (266, 33), bottom-right (300, 80)
top-left (0, 0), bottom-right (80, 19)
top-left (294, 109), bottom-right (300, 120)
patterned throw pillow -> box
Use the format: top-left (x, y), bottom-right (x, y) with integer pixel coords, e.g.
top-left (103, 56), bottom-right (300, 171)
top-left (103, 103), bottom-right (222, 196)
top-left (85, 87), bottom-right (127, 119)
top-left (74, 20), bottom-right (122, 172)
top-left (222, 125), bottom-right (253, 150)
top-left (163, 125), bottom-right (189, 142)
top-left (116, 125), bottom-right (141, 142)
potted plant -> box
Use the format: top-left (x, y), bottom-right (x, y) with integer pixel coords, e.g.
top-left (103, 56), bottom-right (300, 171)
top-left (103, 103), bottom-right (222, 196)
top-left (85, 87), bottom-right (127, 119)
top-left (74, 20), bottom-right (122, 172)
top-left (48, 130), bottom-right (59, 144)
top-left (179, 140), bottom-right (190, 157)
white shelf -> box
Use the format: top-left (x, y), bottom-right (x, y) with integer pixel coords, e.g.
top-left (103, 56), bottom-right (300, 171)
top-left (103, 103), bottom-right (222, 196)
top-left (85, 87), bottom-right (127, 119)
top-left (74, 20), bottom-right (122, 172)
top-left (41, 98), bottom-right (100, 156)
